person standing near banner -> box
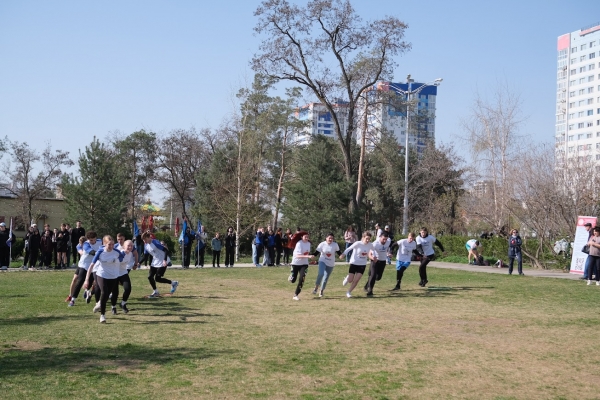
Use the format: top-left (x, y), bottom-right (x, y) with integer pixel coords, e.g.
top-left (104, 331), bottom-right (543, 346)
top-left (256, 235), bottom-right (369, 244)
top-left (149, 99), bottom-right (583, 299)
top-left (581, 222), bottom-right (594, 280)
top-left (586, 227), bottom-right (600, 285)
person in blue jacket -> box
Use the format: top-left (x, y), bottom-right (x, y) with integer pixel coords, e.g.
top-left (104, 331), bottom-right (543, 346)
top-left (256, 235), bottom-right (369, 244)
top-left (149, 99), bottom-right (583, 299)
top-left (508, 229), bottom-right (523, 275)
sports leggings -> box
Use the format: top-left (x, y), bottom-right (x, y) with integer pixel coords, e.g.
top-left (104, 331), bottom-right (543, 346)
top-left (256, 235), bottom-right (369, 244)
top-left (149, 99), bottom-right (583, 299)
top-left (95, 275), bottom-right (118, 314)
top-left (290, 264), bottom-right (308, 295)
top-left (148, 266), bottom-right (171, 290)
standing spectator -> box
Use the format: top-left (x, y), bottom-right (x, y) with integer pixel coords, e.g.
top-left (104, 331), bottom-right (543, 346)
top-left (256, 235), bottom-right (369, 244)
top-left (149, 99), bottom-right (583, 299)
top-left (211, 232), bottom-right (222, 268)
top-left (253, 227), bottom-right (265, 267)
top-left (135, 231), bottom-right (144, 263)
top-left (0, 222), bottom-right (15, 268)
top-left (507, 229), bottom-right (524, 276)
top-left (40, 229), bottom-right (54, 268)
top-left (38, 224), bottom-right (51, 267)
top-left (56, 224), bottom-right (70, 269)
top-left (374, 223), bottom-right (383, 239)
top-left (384, 225), bottom-right (394, 264)
top-left (23, 225), bottom-right (35, 268)
top-left (179, 226), bottom-right (195, 269)
top-left (26, 226), bottom-right (41, 270)
top-left (70, 220), bottom-right (85, 266)
top-left (582, 222), bottom-right (594, 280)
top-left (266, 229), bottom-right (276, 267)
top-left (586, 227), bottom-right (600, 285)
top-left (343, 226), bottom-right (357, 262)
top-left (282, 228), bottom-right (292, 265)
top-left (224, 227), bottom-right (236, 268)
top-left (195, 225), bottom-right (207, 268)
top-left (65, 223), bottom-right (72, 267)
top-left (52, 228), bottom-right (59, 267)
top-left (274, 227), bottom-right (283, 266)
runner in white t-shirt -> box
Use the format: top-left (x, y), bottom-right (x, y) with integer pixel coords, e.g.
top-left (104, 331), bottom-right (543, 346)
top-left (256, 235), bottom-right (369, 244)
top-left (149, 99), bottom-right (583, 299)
top-left (311, 233), bottom-right (342, 297)
top-left (288, 233), bottom-right (314, 301)
top-left (68, 232), bottom-right (102, 307)
top-left (339, 232), bottom-right (375, 298)
top-left (364, 231), bottom-right (392, 297)
top-left (389, 232), bottom-right (417, 291)
top-left (114, 236), bottom-right (136, 314)
top-left (415, 227), bottom-right (445, 287)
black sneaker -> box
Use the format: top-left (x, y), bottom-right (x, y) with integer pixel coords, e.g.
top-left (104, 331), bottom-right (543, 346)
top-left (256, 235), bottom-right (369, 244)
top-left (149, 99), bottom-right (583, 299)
top-left (422, 280), bottom-right (428, 287)
top-left (120, 303), bottom-right (129, 314)
top-left (111, 307), bottom-right (117, 315)
top-left (366, 292), bottom-right (373, 297)
top-left (391, 285), bottom-right (400, 291)
top-left (363, 284), bottom-right (369, 293)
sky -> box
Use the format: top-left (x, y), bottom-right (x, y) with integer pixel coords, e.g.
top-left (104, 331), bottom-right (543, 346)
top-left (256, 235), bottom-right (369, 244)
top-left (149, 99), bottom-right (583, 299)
top-left (1, 0), bottom-right (599, 204)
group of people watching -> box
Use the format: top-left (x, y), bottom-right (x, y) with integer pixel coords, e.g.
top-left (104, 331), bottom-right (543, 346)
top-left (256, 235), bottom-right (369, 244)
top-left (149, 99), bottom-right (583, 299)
top-left (22, 221), bottom-right (86, 270)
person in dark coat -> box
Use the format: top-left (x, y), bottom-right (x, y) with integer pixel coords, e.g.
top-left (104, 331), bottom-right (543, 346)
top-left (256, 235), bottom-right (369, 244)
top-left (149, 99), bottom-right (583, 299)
top-left (70, 220), bottom-right (85, 266)
top-left (508, 228), bottom-right (523, 275)
top-left (0, 222), bottom-right (15, 268)
top-left (224, 227), bottom-right (236, 268)
top-left (26, 226), bottom-right (41, 269)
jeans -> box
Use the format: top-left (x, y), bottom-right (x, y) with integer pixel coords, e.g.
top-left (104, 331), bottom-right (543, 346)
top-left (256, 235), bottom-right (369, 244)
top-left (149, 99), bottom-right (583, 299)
top-left (253, 245), bottom-right (264, 266)
top-left (583, 255), bottom-right (592, 278)
top-left (508, 252), bottom-right (523, 275)
top-left (345, 242), bottom-right (353, 262)
top-left (315, 261), bottom-right (334, 291)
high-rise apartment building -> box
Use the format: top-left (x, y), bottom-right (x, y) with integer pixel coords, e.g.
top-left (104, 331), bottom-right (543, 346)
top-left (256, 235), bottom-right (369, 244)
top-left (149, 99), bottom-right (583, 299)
top-left (556, 22), bottom-right (600, 167)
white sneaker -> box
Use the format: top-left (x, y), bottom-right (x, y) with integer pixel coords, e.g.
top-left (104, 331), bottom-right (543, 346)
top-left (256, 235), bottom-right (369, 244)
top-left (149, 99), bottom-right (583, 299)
top-left (148, 291), bottom-right (159, 298)
top-left (93, 302), bottom-right (101, 313)
top-left (100, 314), bottom-right (106, 323)
top-left (596, 281), bottom-right (600, 286)
top-left (319, 290), bottom-right (323, 298)
top-left (346, 291), bottom-right (352, 298)
top-left (288, 273), bottom-right (294, 282)
top-left (312, 289), bottom-right (318, 295)
top-left (292, 295), bottom-right (300, 301)
top-left (587, 280), bottom-right (592, 285)
top-left (342, 276), bottom-right (348, 286)
top-left (68, 300), bottom-right (75, 307)
top-left (170, 281), bottom-right (179, 294)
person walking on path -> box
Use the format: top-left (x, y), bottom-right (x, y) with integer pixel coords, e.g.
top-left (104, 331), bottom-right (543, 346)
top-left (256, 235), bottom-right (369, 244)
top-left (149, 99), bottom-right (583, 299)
top-left (416, 227), bottom-right (444, 287)
top-left (288, 233), bottom-right (314, 301)
top-left (339, 232), bottom-right (375, 298)
top-left (389, 232), bottom-right (417, 291)
top-left (508, 229), bottom-right (524, 276)
top-left (311, 233), bottom-right (341, 297)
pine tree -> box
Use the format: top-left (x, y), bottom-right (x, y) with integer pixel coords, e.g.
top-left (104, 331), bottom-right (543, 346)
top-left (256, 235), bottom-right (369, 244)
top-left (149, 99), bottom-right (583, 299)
top-left (61, 138), bottom-right (128, 236)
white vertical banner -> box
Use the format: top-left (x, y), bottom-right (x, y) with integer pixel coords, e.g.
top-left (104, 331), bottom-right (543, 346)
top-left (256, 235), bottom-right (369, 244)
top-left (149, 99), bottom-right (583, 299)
top-left (570, 216), bottom-right (597, 275)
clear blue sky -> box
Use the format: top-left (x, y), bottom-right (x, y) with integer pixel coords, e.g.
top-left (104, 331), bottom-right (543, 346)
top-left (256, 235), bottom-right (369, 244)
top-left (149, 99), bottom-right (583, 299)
top-left (1, 0), bottom-right (598, 202)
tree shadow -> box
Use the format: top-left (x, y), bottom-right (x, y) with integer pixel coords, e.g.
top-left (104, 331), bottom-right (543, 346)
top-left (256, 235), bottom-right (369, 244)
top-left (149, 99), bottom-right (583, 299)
top-left (0, 343), bottom-right (234, 377)
top-left (2, 314), bottom-right (86, 327)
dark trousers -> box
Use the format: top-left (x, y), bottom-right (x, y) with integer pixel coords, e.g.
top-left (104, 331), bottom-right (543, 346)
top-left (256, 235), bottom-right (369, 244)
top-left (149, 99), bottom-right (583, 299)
top-left (72, 267), bottom-right (93, 299)
top-left (183, 244), bottom-right (192, 267)
top-left (275, 246), bottom-right (282, 265)
top-left (508, 252), bottom-right (523, 275)
top-left (71, 244), bottom-right (80, 264)
top-left (0, 248), bottom-right (10, 267)
top-left (419, 255), bottom-right (434, 282)
top-left (366, 260), bottom-right (386, 293)
top-left (283, 248), bottom-right (292, 264)
top-left (290, 265), bottom-right (308, 295)
top-left (396, 266), bottom-right (408, 285)
top-left (116, 272), bottom-right (132, 302)
top-left (66, 245), bottom-right (71, 266)
top-left (267, 246), bottom-right (275, 266)
top-left (42, 251), bottom-right (52, 267)
top-left (225, 246), bottom-right (235, 266)
top-left (148, 266), bottom-right (171, 290)
top-left (24, 248), bottom-right (30, 266)
top-left (96, 275), bottom-right (118, 314)
top-left (587, 255), bottom-right (600, 281)
top-left (27, 248), bottom-right (40, 268)
top-left (212, 250), bottom-right (221, 266)
top-left (195, 247), bottom-right (205, 266)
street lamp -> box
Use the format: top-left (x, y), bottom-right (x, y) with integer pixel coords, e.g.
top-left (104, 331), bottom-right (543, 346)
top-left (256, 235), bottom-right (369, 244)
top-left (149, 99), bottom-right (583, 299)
top-left (398, 75), bottom-right (442, 235)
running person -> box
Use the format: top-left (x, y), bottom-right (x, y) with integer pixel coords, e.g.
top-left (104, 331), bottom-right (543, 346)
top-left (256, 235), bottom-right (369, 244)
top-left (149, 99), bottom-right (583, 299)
top-left (339, 232), bottom-right (375, 298)
top-left (415, 227), bottom-right (445, 287)
top-left (465, 239), bottom-right (481, 265)
top-left (364, 231), bottom-right (392, 297)
top-left (311, 233), bottom-right (342, 297)
top-left (288, 233), bottom-right (314, 300)
top-left (84, 235), bottom-right (125, 323)
top-left (389, 232), bottom-right (417, 291)
top-left (66, 236), bottom-right (86, 303)
top-left (114, 235), bottom-right (138, 313)
top-left (139, 231), bottom-right (178, 297)
top-left (68, 231), bottom-right (102, 307)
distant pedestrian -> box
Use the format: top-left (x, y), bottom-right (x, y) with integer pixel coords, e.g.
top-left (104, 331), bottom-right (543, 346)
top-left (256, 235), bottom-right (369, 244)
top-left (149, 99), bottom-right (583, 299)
top-left (586, 227), bottom-right (600, 285)
top-left (224, 227), bottom-right (236, 268)
top-left (211, 232), bottom-right (222, 267)
top-left (507, 229), bottom-right (523, 275)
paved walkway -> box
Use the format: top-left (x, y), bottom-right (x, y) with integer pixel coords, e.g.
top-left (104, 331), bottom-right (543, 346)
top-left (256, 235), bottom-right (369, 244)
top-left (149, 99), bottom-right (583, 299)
top-left (2, 261), bottom-right (583, 280)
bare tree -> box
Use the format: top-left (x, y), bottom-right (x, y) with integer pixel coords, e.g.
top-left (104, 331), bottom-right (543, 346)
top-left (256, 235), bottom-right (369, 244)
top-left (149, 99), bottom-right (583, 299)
top-left (1, 142), bottom-right (73, 225)
top-left (461, 85), bottom-right (526, 234)
top-left (252, 0), bottom-right (410, 214)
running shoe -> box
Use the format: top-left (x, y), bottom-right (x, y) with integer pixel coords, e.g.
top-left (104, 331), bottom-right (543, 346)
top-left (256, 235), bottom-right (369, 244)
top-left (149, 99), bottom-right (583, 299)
top-left (366, 292), bottom-right (373, 297)
top-left (288, 273), bottom-right (294, 282)
top-left (363, 284), bottom-right (369, 292)
top-left (100, 314), bottom-right (106, 323)
top-left (93, 302), bottom-right (101, 313)
top-left (342, 276), bottom-right (348, 286)
top-left (170, 281), bottom-right (179, 294)
top-left (120, 302), bottom-right (129, 314)
top-left (148, 291), bottom-right (160, 298)
top-left (588, 280), bottom-right (592, 285)
top-left (422, 280), bottom-right (428, 287)
top-left (68, 300), bottom-right (75, 307)
top-left (83, 290), bottom-right (88, 300)
top-left (319, 290), bottom-right (323, 298)
top-left (391, 284), bottom-right (400, 291)
top-left (312, 289), bottom-right (318, 295)
top-left (111, 307), bottom-right (117, 315)
top-left (346, 291), bottom-right (352, 298)
top-left (292, 295), bottom-right (300, 301)
top-left (86, 290), bottom-right (92, 304)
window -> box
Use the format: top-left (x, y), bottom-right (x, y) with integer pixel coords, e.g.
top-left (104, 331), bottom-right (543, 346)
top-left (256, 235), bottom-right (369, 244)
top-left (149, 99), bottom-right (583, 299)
top-left (581, 67), bottom-right (587, 73)
top-left (571, 69), bottom-right (576, 75)
top-left (570, 80), bottom-right (576, 85)
top-left (589, 98), bottom-right (594, 104)
top-left (589, 110), bottom-right (594, 116)
top-left (578, 144), bottom-right (584, 151)
top-left (571, 58), bottom-right (577, 64)
top-left (597, 143), bottom-right (600, 148)
top-left (569, 113), bottom-right (575, 119)
top-left (590, 75), bottom-right (595, 82)
top-left (582, 44), bottom-right (588, 50)
top-left (578, 123), bottom-right (585, 128)
top-left (568, 135), bottom-right (574, 141)
top-left (579, 111), bottom-right (585, 117)
top-left (581, 55), bottom-right (588, 62)
top-left (590, 64), bottom-right (596, 70)
top-left (597, 154), bottom-right (600, 160)
top-left (572, 47), bottom-right (578, 53)
top-left (592, 41), bottom-right (597, 48)
top-left (569, 102), bottom-right (575, 108)
top-left (580, 89), bottom-right (586, 95)
top-left (591, 53), bottom-right (597, 59)
top-left (569, 124), bottom-right (574, 130)
top-left (588, 122), bottom-right (594, 127)
top-left (587, 133), bottom-right (592, 138)
top-left (579, 100), bottom-right (586, 106)
top-left (590, 87), bottom-right (595, 93)
top-left (569, 146), bottom-right (574, 152)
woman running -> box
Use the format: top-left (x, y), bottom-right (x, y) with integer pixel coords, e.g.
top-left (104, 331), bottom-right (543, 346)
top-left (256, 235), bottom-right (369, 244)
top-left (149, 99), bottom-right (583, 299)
top-left (311, 233), bottom-right (341, 297)
top-left (140, 231), bottom-right (178, 297)
top-left (415, 227), bottom-right (444, 287)
top-left (115, 234), bottom-right (138, 313)
top-left (389, 232), bottom-right (417, 291)
top-left (288, 233), bottom-right (314, 301)
top-left (67, 231), bottom-right (102, 306)
top-left (364, 231), bottom-right (392, 297)
top-left (339, 232), bottom-right (375, 298)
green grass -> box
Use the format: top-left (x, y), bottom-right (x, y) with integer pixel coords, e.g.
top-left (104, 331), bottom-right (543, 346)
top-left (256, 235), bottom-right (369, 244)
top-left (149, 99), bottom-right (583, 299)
top-left (0, 266), bottom-right (598, 399)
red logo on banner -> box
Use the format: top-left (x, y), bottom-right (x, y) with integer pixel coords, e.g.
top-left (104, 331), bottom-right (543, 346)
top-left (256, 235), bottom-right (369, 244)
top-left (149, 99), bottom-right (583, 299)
top-left (577, 217), bottom-right (597, 227)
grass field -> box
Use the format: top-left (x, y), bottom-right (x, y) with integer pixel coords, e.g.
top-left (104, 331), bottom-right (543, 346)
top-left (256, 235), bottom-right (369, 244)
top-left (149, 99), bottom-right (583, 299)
top-left (0, 265), bottom-right (598, 399)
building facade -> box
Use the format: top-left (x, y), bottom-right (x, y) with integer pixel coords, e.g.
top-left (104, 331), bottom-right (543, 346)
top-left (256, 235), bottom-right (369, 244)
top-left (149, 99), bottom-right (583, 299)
top-left (556, 23), bottom-right (600, 167)
top-left (295, 102), bottom-right (349, 145)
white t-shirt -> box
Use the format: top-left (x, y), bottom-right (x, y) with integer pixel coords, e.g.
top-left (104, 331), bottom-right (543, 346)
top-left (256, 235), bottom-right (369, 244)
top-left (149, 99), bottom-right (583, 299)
top-left (396, 239), bottom-right (417, 262)
top-left (292, 240), bottom-right (312, 266)
top-left (416, 235), bottom-right (437, 257)
top-left (91, 248), bottom-right (125, 279)
top-left (343, 241), bottom-right (374, 266)
top-left (466, 239), bottom-right (478, 250)
top-left (316, 241), bottom-right (340, 267)
top-left (78, 239), bottom-right (103, 271)
top-left (115, 242), bottom-right (136, 271)
top-left (371, 238), bottom-right (391, 261)
top-left (144, 239), bottom-right (171, 268)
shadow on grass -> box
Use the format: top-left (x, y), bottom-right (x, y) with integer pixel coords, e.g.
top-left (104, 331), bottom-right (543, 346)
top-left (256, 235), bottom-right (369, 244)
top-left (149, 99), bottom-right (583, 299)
top-left (0, 343), bottom-right (234, 377)
top-left (2, 314), bottom-right (86, 326)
